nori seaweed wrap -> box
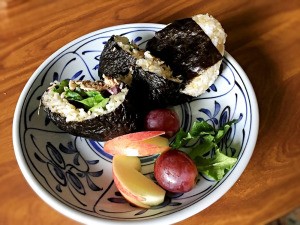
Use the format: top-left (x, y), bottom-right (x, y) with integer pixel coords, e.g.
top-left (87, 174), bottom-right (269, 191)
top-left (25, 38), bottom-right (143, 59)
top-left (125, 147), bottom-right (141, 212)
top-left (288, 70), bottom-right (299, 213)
top-left (146, 18), bottom-right (222, 79)
top-left (98, 35), bottom-right (143, 81)
top-left (41, 77), bottom-right (142, 141)
top-left (131, 68), bottom-right (192, 109)
top-left (146, 14), bottom-right (226, 97)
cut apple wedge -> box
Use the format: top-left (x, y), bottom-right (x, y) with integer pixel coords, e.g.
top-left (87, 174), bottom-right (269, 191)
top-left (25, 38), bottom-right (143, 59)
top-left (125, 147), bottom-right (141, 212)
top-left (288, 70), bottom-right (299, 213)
top-left (104, 131), bottom-right (170, 156)
top-left (112, 155), bottom-right (166, 208)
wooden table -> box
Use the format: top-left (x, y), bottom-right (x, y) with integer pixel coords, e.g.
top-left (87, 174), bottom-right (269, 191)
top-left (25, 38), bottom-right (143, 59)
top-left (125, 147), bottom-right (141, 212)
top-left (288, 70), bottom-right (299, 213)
top-left (1, 0), bottom-right (299, 224)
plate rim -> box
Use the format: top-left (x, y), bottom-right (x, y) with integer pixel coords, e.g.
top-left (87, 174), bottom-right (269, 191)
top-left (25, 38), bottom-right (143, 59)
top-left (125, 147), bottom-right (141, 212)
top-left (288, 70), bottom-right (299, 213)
top-left (12, 23), bottom-right (259, 225)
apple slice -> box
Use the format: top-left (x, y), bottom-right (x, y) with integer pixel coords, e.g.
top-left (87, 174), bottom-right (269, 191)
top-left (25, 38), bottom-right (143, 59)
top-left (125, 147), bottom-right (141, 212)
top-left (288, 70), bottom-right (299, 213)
top-left (104, 131), bottom-right (170, 156)
top-left (113, 155), bottom-right (166, 208)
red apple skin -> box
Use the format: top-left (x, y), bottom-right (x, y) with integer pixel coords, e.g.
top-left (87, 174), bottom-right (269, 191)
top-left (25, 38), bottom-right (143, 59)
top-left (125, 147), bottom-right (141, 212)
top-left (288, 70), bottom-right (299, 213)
top-left (154, 150), bottom-right (198, 193)
top-left (103, 131), bottom-right (170, 156)
top-left (113, 172), bottom-right (150, 208)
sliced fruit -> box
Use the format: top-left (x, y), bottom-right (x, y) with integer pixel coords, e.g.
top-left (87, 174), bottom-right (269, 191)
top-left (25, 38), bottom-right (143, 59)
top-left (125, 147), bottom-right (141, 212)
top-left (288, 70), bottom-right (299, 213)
top-left (113, 155), bottom-right (166, 208)
top-left (104, 131), bottom-right (170, 156)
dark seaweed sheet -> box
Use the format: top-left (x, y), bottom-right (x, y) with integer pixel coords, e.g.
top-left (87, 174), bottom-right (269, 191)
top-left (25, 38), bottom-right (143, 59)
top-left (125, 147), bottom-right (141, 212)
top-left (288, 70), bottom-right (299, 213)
top-left (98, 35), bottom-right (136, 79)
top-left (146, 18), bottom-right (223, 80)
top-left (131, 67), bottom-right (192, 109)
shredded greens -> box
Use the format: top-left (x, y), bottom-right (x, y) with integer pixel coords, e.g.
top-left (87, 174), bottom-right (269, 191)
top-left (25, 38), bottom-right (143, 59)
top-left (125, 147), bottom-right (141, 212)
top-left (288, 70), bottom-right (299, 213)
top-left (171, 119), bottom-right (238, 181)
top-left (53, 80), bottom-right (109, 111)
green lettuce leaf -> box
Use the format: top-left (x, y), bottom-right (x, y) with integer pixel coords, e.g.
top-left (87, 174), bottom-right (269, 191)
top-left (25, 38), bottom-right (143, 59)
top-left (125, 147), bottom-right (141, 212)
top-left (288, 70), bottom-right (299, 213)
top-left (170, 121), bottom-right (215, 149)
top-left (188, 134), bottom-right (216, 159)
top-left (194, 149), bottom-right (237, 181)
top-left (171, 119), bottom-right (239, 181)
top-left (90, 98), bottom-right (110, 112)
top-left (78, 93), bottom-right (105, 108)
top-left (171, 129), bottom-right (192, 149)
top-left (189, 120), bottom-right (215, 137)
top-left (85, 91), bottom-right (102, 97)
top-left (53, 79), bottom-right (69, 94)
top-left (58, 81), bottom-right (109, 111)
top-left (215, 119), bottom-right (238, 143)
top-left (65, 89), bottom-right (83, 101)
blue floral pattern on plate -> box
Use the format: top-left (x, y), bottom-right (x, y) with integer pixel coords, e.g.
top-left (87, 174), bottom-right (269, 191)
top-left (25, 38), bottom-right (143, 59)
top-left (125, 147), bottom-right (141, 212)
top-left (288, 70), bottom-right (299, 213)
top-left (14, 24), bottom-right (259, 224)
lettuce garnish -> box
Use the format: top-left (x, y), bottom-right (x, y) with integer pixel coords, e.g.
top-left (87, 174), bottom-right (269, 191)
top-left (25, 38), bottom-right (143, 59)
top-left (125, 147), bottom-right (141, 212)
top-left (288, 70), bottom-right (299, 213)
top-left (171, 119), bottom-right (238, 181)
top-left (53, 80), bottom-right (109, 111)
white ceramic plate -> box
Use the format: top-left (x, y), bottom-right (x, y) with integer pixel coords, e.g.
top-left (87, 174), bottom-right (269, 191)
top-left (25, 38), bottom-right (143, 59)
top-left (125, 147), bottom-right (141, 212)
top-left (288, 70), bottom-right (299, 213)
top-left (13, 23), bottom-right (259, 225)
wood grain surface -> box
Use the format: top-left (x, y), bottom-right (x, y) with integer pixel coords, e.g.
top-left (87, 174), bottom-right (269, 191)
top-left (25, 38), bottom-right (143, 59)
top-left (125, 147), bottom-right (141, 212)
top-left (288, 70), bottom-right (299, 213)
top-left (1, 0), bottom-right (300, 224)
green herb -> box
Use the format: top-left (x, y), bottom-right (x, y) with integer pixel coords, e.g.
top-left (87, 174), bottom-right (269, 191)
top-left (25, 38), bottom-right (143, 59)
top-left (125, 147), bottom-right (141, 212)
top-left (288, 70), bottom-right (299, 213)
top-left (171, 119), bottom-right (238, 181)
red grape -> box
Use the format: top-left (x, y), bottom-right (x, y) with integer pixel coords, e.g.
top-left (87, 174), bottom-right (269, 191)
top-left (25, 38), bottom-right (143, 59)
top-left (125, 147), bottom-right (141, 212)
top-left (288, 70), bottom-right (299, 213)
top-left (144, 109), bottom-right (180, 138)
top-left (154, 150), bottom-right (198, 193)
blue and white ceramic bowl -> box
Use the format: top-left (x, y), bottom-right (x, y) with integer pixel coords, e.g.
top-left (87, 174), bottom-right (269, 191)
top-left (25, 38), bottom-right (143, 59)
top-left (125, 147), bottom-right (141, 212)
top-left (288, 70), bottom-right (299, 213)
top-left (13, 23), bottom-right (259, 225)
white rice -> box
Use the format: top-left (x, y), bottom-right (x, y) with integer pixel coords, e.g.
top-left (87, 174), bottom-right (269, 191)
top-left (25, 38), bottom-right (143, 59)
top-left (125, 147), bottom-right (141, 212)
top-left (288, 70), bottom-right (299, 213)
top-left (42, 81), bottom-right (128, 122)
top-left (181, 61), bottom-right (222, 96)
top-left (192, 14), bottom-right (226, 55)
top-left (136, 51), bottom-right (181, 82)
